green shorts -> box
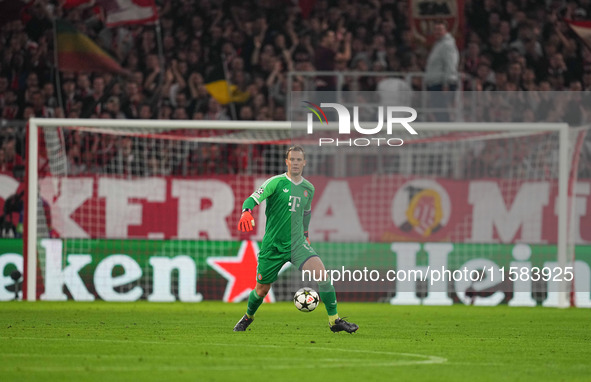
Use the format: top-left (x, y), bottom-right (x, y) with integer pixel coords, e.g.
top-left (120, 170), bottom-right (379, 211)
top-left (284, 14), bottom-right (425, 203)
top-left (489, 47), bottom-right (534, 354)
top-left (256, 242), bottom-right (318, 284)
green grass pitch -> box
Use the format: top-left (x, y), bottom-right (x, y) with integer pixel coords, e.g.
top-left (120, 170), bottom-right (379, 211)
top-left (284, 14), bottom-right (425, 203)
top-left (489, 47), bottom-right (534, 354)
top-left (0, 301), bottom-right (590, 381)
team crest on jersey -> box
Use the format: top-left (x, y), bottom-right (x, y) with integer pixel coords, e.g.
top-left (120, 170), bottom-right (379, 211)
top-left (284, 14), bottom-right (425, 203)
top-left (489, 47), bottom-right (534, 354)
top-left (304, 190), bottom-right (308, 197)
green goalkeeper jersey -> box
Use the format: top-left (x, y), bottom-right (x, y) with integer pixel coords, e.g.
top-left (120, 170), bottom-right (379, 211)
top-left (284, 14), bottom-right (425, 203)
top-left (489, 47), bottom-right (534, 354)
top-left (245, 173), bottom-right (315, 253)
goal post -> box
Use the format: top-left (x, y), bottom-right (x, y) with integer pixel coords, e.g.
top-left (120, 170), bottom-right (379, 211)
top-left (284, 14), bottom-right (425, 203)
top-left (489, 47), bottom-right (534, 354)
top-left (24, 117), bottom-right (580, 307)
top-left (24, 118), bottom-right (293, 301)
top-left (25, 118), bottom-right (38, 302)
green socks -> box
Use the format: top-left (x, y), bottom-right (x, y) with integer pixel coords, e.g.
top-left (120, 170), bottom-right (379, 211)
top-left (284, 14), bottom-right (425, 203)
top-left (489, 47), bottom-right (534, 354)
top-left (246, 289), bottom-right (264, 318)
top-left (247, 283), bottom-right (338, 322)
top-left (318, 280), bottom-right (338, 316)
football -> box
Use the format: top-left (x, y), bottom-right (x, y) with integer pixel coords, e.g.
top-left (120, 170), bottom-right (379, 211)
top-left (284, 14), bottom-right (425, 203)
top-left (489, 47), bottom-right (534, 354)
top-left (293, 287), bottom-right (320, 312)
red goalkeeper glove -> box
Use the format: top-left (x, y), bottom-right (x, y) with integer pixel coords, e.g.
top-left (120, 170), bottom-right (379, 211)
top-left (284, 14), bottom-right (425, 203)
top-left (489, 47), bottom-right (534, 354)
top-left (238, 209), bottom-right (255, 232)
top-left (304, 231), bottom-right (310, 245)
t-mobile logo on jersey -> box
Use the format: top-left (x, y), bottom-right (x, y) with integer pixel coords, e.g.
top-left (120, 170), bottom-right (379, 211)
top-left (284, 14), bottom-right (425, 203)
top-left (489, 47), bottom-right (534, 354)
top-left (302, 101), bottom-right (417, 147)
top-left (288, 195), bottom-right (301, 212)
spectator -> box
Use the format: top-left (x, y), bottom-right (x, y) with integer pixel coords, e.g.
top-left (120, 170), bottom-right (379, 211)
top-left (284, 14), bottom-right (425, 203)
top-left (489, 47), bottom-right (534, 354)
top-left (425, 21), bottom-right (459, 121)
top-left (158, 99), bottom-right (173, 120)
top-left (463, 42), bottom-right (481, 76)
top-left (81, 76), bottom-right (107, 117)
top-left (106, 137), bottom-right (142, 177)
top-left (31, 90), bottom-right (54, 117)
top-left (62, 79), bottom-right (81, 116)
top-left (425, 21), bottom-right (460, 91)
top-left (583, 70), bottom-right (591, 91)
top-left (143, 53), bottom-right (162, 97)
top-left (21, 105), bottom-right (35, 120)
top-left (146, 155), bottom-right (165, 176)
top-left (205, 98), bottom-right (229, 120)
top-left (201, 144), bottom-right (233, 175)
top-left (42, 82), bottom-right (58, 109)
top-left (546, 53), bottom-right (568, 90)
top-left (0, 75), bottom-right (9, 109)
top-left (66, 144), bottom-right (86, 175)
top-left (121, 81), bottom-right (143, 119)
top-left (510, 23), bottom-right (542, 56)
top-left (507, 62), bottom-right (523, 86)
top-left (0, 188), bottom-right (24, 238)
top-left (104, 96), bottom-right (125, 119)
top-left (138, 103), bottom-right (153, 119)
top-left (239, 105), bottom-right (254, 121)
top-left (484, 31), bottom-right (509, 72)
top-left (2, 90), bottom-right (20, 119)
top-left (473, 63), bottom-right (495, 91)
top-left (173, 106), bottom-right (188, 120)
top-left (0, 148), bottom-right (9, 174)
top-left (521, 68), bottom-right (537, 90)
top-left (314, 29), bottom-right (351, 91)
top-left (76, 73), bottom-right (92, 99)
top-left (1, 138), bottom-right (23, 173)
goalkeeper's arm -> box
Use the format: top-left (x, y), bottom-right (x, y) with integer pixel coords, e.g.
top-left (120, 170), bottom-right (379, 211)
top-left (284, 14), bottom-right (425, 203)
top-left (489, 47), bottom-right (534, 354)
top-left (303, 209), bottom-right (311, 244)
top-left (238, 197), bottom-right (257, 232)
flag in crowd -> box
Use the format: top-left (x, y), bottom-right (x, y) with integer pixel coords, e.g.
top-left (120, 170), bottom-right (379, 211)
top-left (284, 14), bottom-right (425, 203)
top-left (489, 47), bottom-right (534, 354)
top-left (55, 19), bottom-right (124, 73)
top-left (565, 19), bottom-right (591, 51)
top-left (61, 0), bottom-right (158, 27)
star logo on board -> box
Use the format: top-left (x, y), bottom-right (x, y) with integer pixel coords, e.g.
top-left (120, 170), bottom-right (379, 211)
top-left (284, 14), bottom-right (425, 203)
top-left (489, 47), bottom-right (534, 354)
top-left (207, 240), bottom-right (290, 303)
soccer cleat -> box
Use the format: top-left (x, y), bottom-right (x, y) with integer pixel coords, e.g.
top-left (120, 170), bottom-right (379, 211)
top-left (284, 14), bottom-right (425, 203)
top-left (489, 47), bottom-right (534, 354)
top-left (233, 314), bottom-right (254, 332)
top-left (330, 317), bottom-right (359, 334)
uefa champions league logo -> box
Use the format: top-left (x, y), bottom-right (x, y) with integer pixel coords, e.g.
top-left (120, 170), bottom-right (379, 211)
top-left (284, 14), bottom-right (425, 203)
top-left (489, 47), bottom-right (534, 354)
top-left (303, 101), bottom-right (418, 147)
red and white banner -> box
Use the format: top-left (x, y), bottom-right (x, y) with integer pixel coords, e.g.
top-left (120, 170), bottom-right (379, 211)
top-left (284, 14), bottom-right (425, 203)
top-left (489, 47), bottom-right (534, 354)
top-left (408, 0), bottom-right (465, 48)
top-left (565, 19), bottom-right (591, 50)
top-left (97, 0), bottom-right (158, 27)
top-left (3, 174), bottom-right (591, 244)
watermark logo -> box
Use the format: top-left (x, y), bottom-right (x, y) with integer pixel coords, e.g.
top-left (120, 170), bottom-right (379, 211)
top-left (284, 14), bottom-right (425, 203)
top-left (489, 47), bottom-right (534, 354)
top-left (303, 101), bottom-right (417, 147)
top-left (302, 101), bottom-right (328, 125)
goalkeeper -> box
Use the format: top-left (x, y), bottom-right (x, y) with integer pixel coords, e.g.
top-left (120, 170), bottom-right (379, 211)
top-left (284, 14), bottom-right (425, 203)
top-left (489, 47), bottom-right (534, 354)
top-left (233, 145), bottom-right (358, 333)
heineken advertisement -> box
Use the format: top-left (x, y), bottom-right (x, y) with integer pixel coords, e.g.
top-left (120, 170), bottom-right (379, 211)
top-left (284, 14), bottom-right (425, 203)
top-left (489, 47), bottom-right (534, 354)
top-left (1, 238), bottom-right (590, 307)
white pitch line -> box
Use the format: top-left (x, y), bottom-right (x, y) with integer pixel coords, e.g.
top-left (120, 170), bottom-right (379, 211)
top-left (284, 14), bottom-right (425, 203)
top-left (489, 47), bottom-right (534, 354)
top-left (0, 336), bottom-right (447, 369)
top-left (0, 360), bottom-right (439, 373)
top-left (201, 342), bottom-right (447, 364)
top-left (0, 360), bottom-right (444, 373)
top-left (0, 336), bottom-right (178, 346)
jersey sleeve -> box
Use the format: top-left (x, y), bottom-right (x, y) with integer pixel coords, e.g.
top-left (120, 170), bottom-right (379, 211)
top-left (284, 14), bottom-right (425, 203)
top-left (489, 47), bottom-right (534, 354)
top-left (304, 186), bottom-right (314, 212)
top-left (303, 187), bottom-right (314, 232)
top-left (249, 176), bottom-right (281, 205)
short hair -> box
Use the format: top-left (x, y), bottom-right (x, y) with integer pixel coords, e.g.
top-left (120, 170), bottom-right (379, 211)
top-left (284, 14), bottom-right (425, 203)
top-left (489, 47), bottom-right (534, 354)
top-left (285, 145), bottom-right (305, 159)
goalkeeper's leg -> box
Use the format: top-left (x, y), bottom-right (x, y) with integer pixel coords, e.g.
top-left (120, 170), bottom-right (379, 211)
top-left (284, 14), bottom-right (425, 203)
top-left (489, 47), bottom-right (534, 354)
top-left (233, 283), bottom-right (270, 332)
top-left (301, 256), bottom-right (338, 318)
top-left (234, 251), bottom-right (286, 332)
top-left (248, 283), bottom-right (270, 317)
top-left (300, 254), bottom-right (358, 333)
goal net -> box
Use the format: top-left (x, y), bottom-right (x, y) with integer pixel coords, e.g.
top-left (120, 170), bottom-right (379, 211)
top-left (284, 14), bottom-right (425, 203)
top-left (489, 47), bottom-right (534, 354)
top-left (23, 92), bottom-right (591, 307)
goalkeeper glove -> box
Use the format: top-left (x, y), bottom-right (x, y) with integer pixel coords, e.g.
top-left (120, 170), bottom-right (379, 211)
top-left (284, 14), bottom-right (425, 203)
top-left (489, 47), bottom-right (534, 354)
top-left (238, 209), bottom-right (255, 232)
top-left (304, 231), bottom-right (310, 245)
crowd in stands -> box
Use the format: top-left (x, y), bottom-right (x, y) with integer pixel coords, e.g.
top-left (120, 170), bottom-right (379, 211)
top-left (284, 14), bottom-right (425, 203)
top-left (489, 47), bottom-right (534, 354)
top-left (1, 0), bottom-right (591, 178)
